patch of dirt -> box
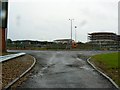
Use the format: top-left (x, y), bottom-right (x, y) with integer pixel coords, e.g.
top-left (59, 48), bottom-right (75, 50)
top-left (2, 54), bottom-right (34, 89)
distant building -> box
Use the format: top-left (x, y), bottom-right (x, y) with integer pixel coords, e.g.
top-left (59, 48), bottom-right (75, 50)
top-left (88, 32), bottom-right (119, 50)
top-left (54, 39), bottom-right (73, 44)
top-left (54, 39), bottom-right (77, 49)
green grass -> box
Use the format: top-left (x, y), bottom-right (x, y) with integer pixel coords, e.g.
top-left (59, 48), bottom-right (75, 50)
top-left (91, 52), bottom-right (120, 87)
top-left (91, 52), bottom-right (119, 68)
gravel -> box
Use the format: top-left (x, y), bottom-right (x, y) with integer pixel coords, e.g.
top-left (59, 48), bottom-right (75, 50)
top-left (1, 54), bottom-right (34, 89)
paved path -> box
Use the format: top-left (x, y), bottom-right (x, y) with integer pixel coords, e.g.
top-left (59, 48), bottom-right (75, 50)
top-left (0, 53), bottom-right (25, 62)
top-left (14, 50), bottom-right (116, 88)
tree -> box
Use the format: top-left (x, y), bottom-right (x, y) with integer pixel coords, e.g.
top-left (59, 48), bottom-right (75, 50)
top-left (7, 39), bottom-right (12, 43)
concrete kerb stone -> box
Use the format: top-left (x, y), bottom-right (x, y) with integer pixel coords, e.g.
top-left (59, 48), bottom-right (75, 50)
top-left (87, 57), bottom-right (119, 89)
top-left (3, 55), bottom-right (36, 89)
top-left (0, 53), bottom-right (26, 62)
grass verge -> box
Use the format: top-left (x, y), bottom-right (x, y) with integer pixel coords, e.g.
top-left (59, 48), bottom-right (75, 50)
top-left (90, 52), bottom-right (120, 87)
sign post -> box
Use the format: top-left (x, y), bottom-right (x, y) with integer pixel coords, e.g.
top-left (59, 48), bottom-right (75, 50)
top-left (0, 0), bottom-right (8, 55)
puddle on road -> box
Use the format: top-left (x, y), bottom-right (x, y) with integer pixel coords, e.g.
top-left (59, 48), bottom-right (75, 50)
top-left (66, 64), bottom-right (81, 68)
top-left (79, 66), bottom-right (95, 71)
top-left (66, 63), bottom-right (94, 72)
top-left (76, 58), bottom-right (84, 62)
top-left (65, 60), bottom-right (84, 68)
top-left (30, 63), bottom-right (56, 78)
top-left (47, 71), bottom-right (67, 75)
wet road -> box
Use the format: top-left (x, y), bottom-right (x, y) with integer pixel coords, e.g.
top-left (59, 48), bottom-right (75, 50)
top-left (10, 50), bottom-right (116, 88)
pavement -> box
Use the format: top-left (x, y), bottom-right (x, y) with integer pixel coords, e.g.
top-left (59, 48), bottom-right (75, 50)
top-left (7, 50), bottom-right (116, 88)
top-left (0, 53), bottom-right (26, 62)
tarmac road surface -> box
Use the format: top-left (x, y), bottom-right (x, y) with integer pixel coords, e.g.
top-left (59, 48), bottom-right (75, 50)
top-left (9, 50), bottom-right (116, 88)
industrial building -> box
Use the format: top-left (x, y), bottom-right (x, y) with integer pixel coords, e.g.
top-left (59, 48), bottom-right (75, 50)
top-left (88, 32), bottom-right (119, 50)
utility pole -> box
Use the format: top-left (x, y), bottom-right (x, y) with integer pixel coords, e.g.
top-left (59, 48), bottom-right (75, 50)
top-left (69, 19), bottom-right (74, 49)
top-left (0, 0), bottom-right (8, 55)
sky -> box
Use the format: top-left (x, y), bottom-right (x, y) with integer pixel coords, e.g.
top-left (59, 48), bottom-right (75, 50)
top-left (7, 0), bottom-right (119, 42)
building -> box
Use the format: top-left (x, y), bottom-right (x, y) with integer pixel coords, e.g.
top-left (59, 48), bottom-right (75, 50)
top-left (88, 32), bottom-right (119, 50)
top-left (54, 39), bottom-right (73, 44)
top-left (54, 39), bottom-right (77, 48)
top-left (117, 35), bottom-right (120, 49)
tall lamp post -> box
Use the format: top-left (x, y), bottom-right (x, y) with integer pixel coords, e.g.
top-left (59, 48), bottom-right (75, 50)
top-left (0, 0), bottom-right (8, 55)
top-left (75, 26), bottom-right (77, 42)
top-left (69, 19), bottom-right (74, 49)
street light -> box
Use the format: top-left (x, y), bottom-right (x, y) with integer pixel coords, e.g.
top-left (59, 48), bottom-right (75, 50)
top-left (69, 19), bottom-right (74, 49)
top-left (75, 26), bottom-right (77, 42)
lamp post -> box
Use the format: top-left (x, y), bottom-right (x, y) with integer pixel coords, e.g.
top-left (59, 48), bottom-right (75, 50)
top-left (0, 0), bottom-right (8, 55)
top-left (69, 19), bottom-right (74, 49)
top-left (75, 26), bottom-right (77, 42)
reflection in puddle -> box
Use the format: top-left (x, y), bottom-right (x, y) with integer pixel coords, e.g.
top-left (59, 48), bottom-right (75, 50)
top-left (80, 66), bottom-right (94, 71)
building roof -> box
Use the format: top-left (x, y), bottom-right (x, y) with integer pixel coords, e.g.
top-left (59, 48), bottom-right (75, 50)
top-left (54, 39), bottom-right (73, 41)
top-left (88, 32), bottom-right (116, 35)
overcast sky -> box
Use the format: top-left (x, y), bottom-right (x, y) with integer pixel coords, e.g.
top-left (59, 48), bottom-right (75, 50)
top-left (8, 0), bottom-right (119, 42)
